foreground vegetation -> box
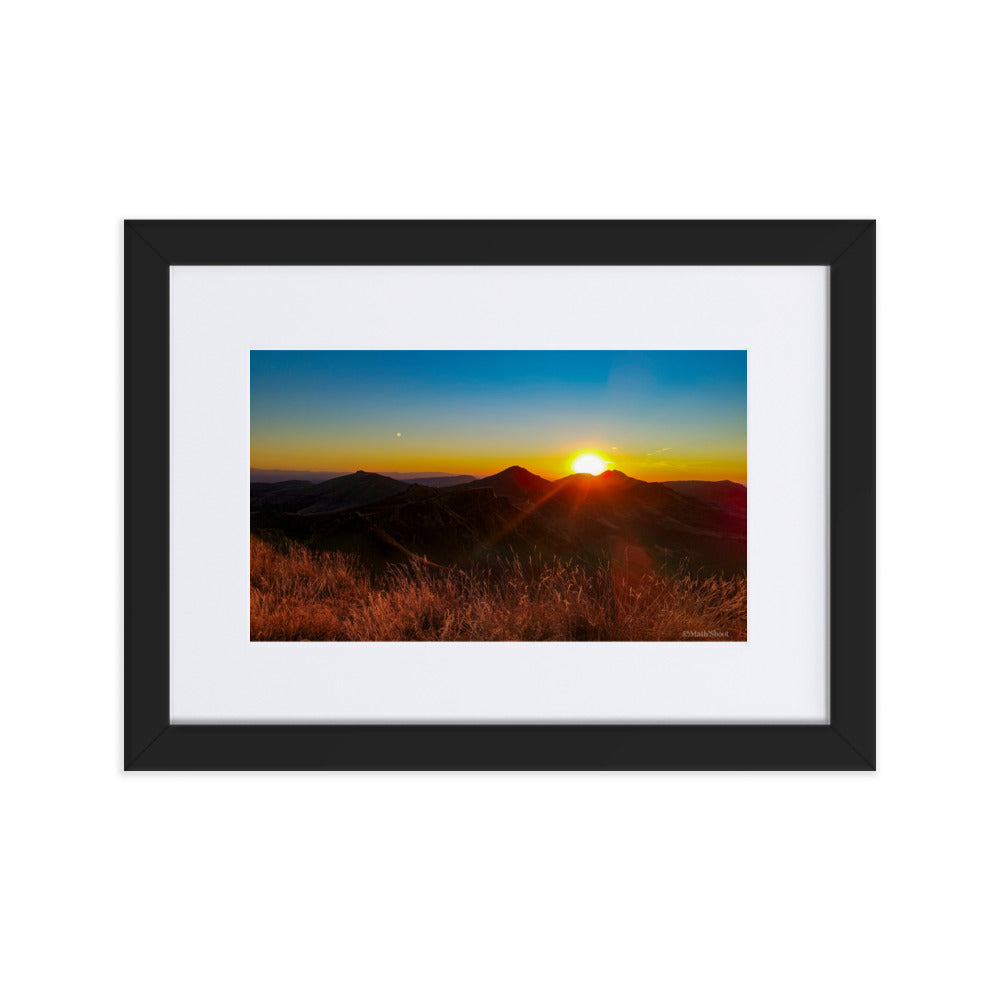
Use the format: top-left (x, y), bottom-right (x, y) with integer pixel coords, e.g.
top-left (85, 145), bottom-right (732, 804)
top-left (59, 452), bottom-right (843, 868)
top-left (251, 537), bottom-right (747, 641)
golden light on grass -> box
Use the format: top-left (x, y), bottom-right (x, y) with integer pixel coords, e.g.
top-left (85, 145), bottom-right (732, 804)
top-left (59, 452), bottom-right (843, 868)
top-left (250, 537), bottom-right (747, 642)
top-left (570, 452), bottom-right (609, 475)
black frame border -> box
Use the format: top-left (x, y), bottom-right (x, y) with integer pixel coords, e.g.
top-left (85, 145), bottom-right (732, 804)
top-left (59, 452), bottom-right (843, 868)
top-left (125, 221), bottom-right (875, 770)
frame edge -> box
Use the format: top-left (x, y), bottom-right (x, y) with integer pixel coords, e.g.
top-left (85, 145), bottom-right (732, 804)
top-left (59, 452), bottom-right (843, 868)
top-left (124, 222), bottom-right (171, 768)
top-left (829, 222), bottom-right (876, 769)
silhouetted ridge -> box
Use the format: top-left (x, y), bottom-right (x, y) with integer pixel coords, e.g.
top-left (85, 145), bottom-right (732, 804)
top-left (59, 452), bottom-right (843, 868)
top-left (250, 465), bottom-right (747, 573)
top-left (551, 469), bottom-right (647, 493)
top-left (250, 470), bottom-right (409, 514)
top-left (445, 465), bottom-right (552, 501)
top-left (658, 480), bottom-right (747, 516)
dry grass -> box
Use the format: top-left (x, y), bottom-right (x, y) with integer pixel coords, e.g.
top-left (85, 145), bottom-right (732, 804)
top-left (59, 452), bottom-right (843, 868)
top-left (251, 536), bottom-right (747, 642)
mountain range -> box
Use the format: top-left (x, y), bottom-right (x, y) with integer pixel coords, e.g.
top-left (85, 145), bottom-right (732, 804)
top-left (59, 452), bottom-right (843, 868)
top-left (251, 466), bottom-right (746, 574)
top-left (250, 467), bottom-right (477, 486)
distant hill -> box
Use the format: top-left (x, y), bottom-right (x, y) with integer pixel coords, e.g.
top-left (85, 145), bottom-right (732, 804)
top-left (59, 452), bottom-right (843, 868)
top-left (403, 475), bottom-right (477, 488)
top-left (250, 471), bottom-right (410, 514)
top-left (251, 468), bottom-right (346, 483)
top-left (550, 468), bottom-right (644, 496)
top-left (446, 465), bottom-right (552, 501)
top-left (251, 467), bottom-right (477, 486)
top-left (658, 480), bottom-right (747, 517)
top-left (388, 471), bottom-right (478, 481)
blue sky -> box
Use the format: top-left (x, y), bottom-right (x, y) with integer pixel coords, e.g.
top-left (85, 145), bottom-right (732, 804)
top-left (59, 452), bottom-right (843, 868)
top-left (250, 350), bottom-right (747, 481)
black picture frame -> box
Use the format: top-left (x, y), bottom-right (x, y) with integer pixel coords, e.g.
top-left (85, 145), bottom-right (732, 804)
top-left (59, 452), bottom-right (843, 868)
top-left (125, 220), bottom-right (875, 771)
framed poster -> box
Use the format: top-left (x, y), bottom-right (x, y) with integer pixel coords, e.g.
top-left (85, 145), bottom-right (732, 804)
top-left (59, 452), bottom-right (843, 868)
top-left (125, 220), bottom-right (874, 769)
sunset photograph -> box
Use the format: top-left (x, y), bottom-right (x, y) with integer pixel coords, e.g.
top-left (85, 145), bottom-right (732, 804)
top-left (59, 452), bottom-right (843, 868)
top-left (250, 349), bottom-right (747, 641)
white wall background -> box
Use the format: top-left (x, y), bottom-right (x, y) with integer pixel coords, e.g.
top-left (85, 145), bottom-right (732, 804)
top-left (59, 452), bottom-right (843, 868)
top-left (2, 3), bottom-right (996, 998)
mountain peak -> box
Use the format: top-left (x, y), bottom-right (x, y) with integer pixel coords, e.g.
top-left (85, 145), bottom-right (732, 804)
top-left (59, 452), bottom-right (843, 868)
top-left (315, 470), bottom-right (394, 485)
top-left (348, 470), bottom-right (401, 482)
top-left (445, 464), bottom-right (551, 500)
top-left (557, 468), bottom-right (644, 488)
top-left (492, 465), bottom-right (550, 484)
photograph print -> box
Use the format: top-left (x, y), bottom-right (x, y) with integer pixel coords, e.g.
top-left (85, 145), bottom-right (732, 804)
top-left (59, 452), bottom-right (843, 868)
top-left (250, 350), bottom-right (747, 642)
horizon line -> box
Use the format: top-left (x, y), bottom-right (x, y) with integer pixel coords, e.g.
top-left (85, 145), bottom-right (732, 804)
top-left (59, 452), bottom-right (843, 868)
top-left (250, 464), bottom-right (747, 486)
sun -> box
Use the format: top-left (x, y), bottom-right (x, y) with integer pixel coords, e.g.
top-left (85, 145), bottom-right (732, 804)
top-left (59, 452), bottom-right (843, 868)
top-left (571, 452), bottom-right (609, 475)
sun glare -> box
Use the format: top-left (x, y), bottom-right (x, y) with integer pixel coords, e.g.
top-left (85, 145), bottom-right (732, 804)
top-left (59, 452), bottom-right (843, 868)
top-left (571, 452), bottom-right (609, 475)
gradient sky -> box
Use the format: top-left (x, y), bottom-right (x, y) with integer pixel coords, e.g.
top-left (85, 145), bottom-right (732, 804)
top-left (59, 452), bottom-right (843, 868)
top-left (250, 350), bottom-right (747, 482)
